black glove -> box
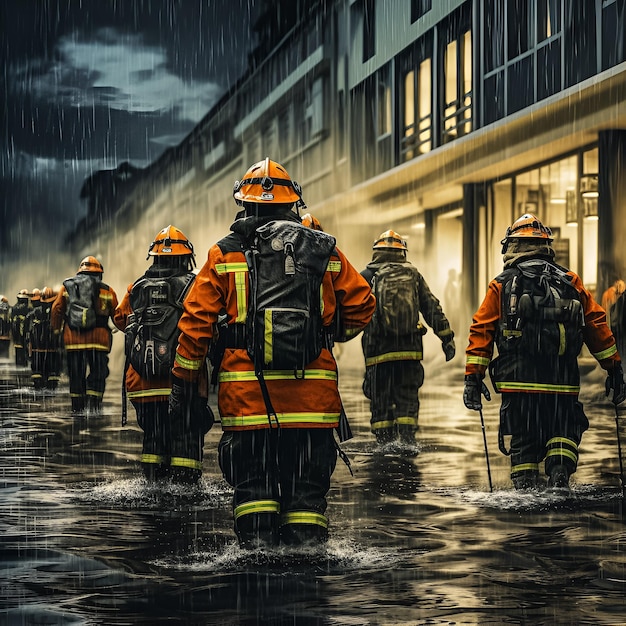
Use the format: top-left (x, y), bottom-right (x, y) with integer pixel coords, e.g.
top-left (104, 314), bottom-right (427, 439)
top-left (169, 375), bottom-right (215, 432)
top-left (605, 363), bottom-right (626, 406)
top-left (442, 338), bottom-right (456, 362)
top-left (463, 374), bottom-right (491, 411)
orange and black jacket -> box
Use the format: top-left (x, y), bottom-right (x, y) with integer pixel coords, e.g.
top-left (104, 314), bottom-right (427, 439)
top-left (114, 269), bottom-right (195, 403)
top-left (51, 277), bottom-right (118, 352)
top-left (173, 213), bottom-right (376, 431)
top-left (466, 261), bottom-right (619, 394)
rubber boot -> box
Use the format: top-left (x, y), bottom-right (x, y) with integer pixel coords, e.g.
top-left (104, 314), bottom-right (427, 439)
top-left (71, 396), bottom-right (85, 414)
top-left (547, 464), bottom-right (571, 491)
top-left (280, 523), bottom-right (328, 547)
top-left (236, 512), bottom-right (280, 550)
top-left (374, 427), bottom-right (395, 444)
top-left (397, 424), bottom-right (416, 445)
top-left (512, 470), bottom-right (541, 490)
top-left (87, 395), bottom-right (102, 415)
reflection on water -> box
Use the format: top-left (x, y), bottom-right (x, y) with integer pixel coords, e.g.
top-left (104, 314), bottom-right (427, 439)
top-left (2, 355), bottom-right (626, 625)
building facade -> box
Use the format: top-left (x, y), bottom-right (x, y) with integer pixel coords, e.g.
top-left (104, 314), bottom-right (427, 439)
top-left (76, 0), bottom-right (626, 331)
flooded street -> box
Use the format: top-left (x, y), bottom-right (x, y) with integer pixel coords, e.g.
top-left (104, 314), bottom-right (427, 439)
top-left (2, 347), bottom-right (626, 625)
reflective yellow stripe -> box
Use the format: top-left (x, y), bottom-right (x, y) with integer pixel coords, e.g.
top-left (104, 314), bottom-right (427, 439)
top-left (327, 261), bottom-right (341, 273)
top-left (439, 328), bottom-right (454, 338)
top-left (264, 309), bottom-right (273, 365)
top-left (235, 271), bottom-right (247, 322)
top-left (141, 454), bottom-right (164, 464)
top-left (234, 500), bottom-right (280, 519)
top-left (127, 388), bottom-right (171, 399)
top-left (495, 381), bottom-right (579, 393)
top-left (344, 327), bottom-right (361, 338)
top-left (467, 355), bottom-right (491, 366)
top-left (594, 345), bottom-right (618, 360)
top-left (281, 511), bottom-right (328, 528)
top-left (170, 456), bottom-right (202, 470)
top-left (502, 330), bottom-right (522, 337)
top-left (216, 262), bottom-right (249, 274)
top-left (396, 416), bottom-right (418, 427)
top-left (545, 448), bottom-right (578, 463)
top-left (365, 351), bottom-right (421, 365)
top-left (70, 393), bottom-right (83, 398)
top-left (174, 353), bottom-right (203, 371)
top-left (86, 390), bottom-right (103, 398)
top-left (558, 322), bottom-right (566, 356)
top-left (547, 436), bottom-right (578, 450)
top-left (65, 344), bottom-right (109, 351)
top-left (221, 412), bottom-right (340, 428)
top-left (511, 463), bottom-right (540, 473)
top-left (218, 369), bottom-right (337, 383)
top-left (372, 420), bottom-right (395, 430)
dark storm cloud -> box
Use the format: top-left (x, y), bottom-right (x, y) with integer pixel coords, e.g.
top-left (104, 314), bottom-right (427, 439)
top-left (0, 0), bottom-right (257, 262)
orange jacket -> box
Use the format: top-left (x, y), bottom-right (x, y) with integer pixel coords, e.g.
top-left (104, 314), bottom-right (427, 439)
top-left (466, 264), bottom-right (619, 394)
top-left (173, 221), bottom-right (376, 431)
top-left (51, 279), bottom-right (118, 352)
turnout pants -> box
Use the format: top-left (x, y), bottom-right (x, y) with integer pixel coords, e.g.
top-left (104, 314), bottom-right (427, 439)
top-left (132, 400), bottom-right (171, 481)
top-left (499, 392), bottom-right (589, 486)
top-left (31, 349), bottom-right (61, 389)
top-left (66, 349), bottom-right (109, 412)
top-left (363, 360), bottom-right (424, 440)
top-left (218, 428), bottom-right (337, 548)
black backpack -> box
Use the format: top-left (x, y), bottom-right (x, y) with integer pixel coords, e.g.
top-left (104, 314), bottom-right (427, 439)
top-left (29, 302), bottom-right (56, 349)
top-left (369, 262), bottom-right (421, 337)
top-left (125, 273), bottom-right (195, 379)
top-left (63, 274), bottom-right (100, 330)
top-left (499, 259), bottom-right (584, 359)
top-left (244, 219), bottom-right (336, 372)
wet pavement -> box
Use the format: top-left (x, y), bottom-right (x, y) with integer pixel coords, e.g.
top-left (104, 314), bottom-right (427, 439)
top-left (2, 345), bottom-right (626, 625)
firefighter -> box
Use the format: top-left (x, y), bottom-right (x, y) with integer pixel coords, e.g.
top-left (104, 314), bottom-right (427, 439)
top-left (360, 230), bottom-right (455, 444)
top-left (464, 214), bottom-right (626, 490)
top-left (0, 295), bottom-right (10, 358)
top-left (51, 256), bottom-right (118, 414)
top-left (27, 287), bottom-right (62, 390)
top-left (10, 289), bottom-right (31, 366)
top-left (171, 157), bottom-right (375, 548)
top-left (113, 226), bottom-right (211, 483)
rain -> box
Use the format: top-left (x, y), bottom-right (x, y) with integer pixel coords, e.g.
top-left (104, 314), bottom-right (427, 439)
top-left (2, 1), bottom-right (626, 624)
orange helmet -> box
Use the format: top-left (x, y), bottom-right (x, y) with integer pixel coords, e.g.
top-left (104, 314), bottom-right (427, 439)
top-left (17, 289), bottom-right (29, 299)
top-left (0, 295), bottom-right (7, 303)
top-left (501, 214), bottom-right (553, 252)
top-left (233, 157), bottom-right (303, 206)
top-left (41, 286), bottom-right (56, 301)
top-left (77, 255), bottom-right (104, 274)
top-left (31, 288), bottom-right (41, 302)
top-left (147, 225), bottom-right (195, 259)
top-left (373, 229), bottom-right (408, 251)
top-left (301, 213), bottom-right (324, 231)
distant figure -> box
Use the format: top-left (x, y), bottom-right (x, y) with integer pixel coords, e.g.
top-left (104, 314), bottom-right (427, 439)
top-left (27, 287), bottom-right (62, 390)
top-left (10, 289), bottom-right (31, 366)
top-left (443, 268), bottom-right (461, 335)
top-left (360, 229), bottom-right (455, 445)
top-left (0, 295), bottom-right (10, 358)
top-left (601, 278), bottom-right (626, 329)
top-left (114, 225), bottom-right (212, 484)
top-left (464, 214), bottom-right (625, 491)
top-left (52, 256), bottom-right (118, 414)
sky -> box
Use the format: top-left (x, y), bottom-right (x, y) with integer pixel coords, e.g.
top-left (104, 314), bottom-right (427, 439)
top-left (1, 0), bottom-right (258, 272)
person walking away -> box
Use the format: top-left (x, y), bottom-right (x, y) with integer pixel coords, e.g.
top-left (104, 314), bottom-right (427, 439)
top-left (11, 290), bottom-right (31, 366)
top-left (601, 278), bottom-right (626, 329)
top-left (27, 287), bottom-right (62, 390)
top-left (51, 256), bottom-right (118, 414)
top-left (114, 225), bottom-right (213, 483)
top-left (171, 157), bottom-right (375, 549)
top-left (464, 214), bottom-right (626, 490)
top-left (0, 295), bottom-right (11, 358)
top-left (360, 230), bottom-right (455, 445)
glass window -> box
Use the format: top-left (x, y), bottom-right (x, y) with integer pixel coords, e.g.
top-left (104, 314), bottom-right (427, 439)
top-left (537, 0), bottom-right (561, 41)
top-left (565, 2), bottom-right (597, 87)
top-left (484, 71), bottom-right (504, 124)
top-left (602, 0), bottom-right (626, 70)
top-left (484, 0), bottom-right (505, 73)
top-left (363, 0), bottom-right (376, 62)
top-left (411, 0), bottom-right (432, 23)
top-left (537, 39), bottom-right (561, 100)
top-left (418, 58), bottom-right (432, 153)
top-left (336, 90), bottom-right (346, 160)
top-left (508, 55), bottom-right (534, 114)
top-left (508, 0), bottom-right (533, 59)
top-left (377, 69), bottom-right (392, 137)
